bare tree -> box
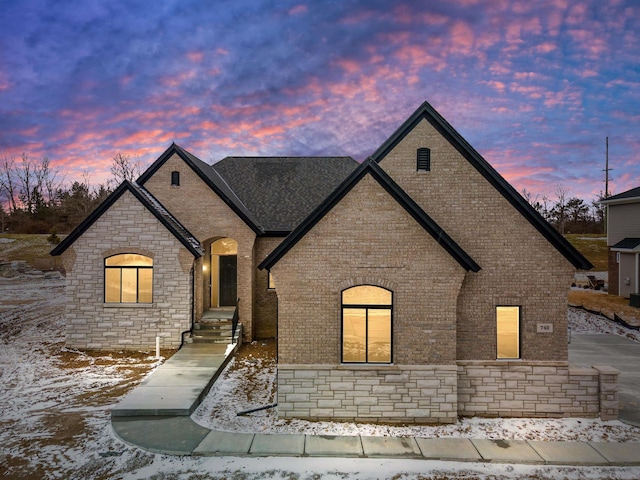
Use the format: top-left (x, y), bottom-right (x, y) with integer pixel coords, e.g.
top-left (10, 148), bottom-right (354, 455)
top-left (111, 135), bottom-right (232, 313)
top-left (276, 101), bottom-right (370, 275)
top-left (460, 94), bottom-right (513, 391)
top-left (109, 152), bottom-right (142, 187)
top-left (0, 156), bottom-right (19, 213)
top-left (550, 185), bottom-right (569, 234)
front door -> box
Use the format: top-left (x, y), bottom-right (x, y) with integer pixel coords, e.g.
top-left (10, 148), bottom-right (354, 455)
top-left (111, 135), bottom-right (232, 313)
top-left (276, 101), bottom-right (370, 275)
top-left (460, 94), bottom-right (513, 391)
top-left (218, 255), bottom-right (237, 306)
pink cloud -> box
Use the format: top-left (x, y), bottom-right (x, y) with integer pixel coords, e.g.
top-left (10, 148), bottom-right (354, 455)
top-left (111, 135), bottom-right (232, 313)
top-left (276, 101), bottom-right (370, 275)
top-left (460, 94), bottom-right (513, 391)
top-left (483, 80), bottom-right (506, 93)
top-left (449, 20), bottom-right (475, 55)
top-left (186, 51), bottom-right (204, 63)
top-left (535, 42), bottom-right (556, 54)
top-left (288, 4), bottom-right (307, 16)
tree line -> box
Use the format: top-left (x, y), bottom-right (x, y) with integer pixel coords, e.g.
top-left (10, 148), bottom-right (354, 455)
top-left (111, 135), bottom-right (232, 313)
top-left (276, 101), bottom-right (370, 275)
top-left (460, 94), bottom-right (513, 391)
top-left (1, 151), bottom-right (606, 236)
top-left (522, 186), bottom-right (606, 235)
top-left (0, 153), bottom-right (141, 234)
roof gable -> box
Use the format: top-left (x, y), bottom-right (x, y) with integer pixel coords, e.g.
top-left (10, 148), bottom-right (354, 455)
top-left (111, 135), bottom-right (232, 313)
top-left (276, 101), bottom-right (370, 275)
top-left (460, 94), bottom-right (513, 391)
top-left (371, 101), bottom-right (593, 270)
top-left (51, 181), bottom-right (204, 257)
top-left (212, 156), bottom-right (358, 233)
top-left (259, 159), bottom-right (480, 272)
top-left (137, 143), bottom-right (264, 234)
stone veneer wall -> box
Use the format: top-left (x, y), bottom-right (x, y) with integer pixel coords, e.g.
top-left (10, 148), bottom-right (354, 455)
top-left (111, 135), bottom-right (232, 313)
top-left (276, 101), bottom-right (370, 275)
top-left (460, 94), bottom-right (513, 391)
top-left (277, 365), bottom-right (458, 423)
top-left (62, 191), bottom-right (194, 350)
top-left (458, 361), bottom-right (619, 420)
top-left (278, 362), bottom-right (618, 422)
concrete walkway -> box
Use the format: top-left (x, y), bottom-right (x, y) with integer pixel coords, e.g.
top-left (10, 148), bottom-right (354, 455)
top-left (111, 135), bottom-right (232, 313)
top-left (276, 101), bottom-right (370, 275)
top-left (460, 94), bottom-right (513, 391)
top-left (111, 342), bottom-right (237, 417)
top-left (111, 337), bottom-right (640, 466)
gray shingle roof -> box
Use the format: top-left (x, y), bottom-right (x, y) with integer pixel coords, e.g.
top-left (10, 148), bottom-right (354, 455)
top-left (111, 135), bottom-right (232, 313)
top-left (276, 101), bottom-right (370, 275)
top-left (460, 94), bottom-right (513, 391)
top-left (612, 238), bottom-right (640, 250)
top-left (212, 156), bottom-right (358, 232)
top-left (600, 186), bottom-right (640, 204)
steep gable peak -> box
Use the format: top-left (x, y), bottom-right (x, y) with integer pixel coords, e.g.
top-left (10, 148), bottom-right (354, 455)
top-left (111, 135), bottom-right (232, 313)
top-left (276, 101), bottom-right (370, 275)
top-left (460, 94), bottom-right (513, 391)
top-left (371, 101), bottom-right (593, 270)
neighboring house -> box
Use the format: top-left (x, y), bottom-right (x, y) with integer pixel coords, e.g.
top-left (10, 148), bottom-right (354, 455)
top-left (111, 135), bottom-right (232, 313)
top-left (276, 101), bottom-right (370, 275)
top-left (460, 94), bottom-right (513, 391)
top-left (600, 186), bottom-right (640, 298)
top-left (53, 101), bottom-right (619, 423)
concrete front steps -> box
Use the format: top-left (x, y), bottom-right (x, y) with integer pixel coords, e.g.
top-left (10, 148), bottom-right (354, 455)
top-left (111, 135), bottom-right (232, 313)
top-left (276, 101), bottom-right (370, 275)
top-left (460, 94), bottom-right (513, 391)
top-left (191, 307), bottom-right (240, 345)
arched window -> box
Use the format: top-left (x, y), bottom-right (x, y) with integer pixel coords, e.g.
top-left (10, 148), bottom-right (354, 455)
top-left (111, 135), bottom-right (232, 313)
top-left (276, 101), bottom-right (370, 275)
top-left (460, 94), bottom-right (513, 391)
top-left (341, 285), bottom-right (392, 363)
top-left (105, 254), bottom-right (153, 303)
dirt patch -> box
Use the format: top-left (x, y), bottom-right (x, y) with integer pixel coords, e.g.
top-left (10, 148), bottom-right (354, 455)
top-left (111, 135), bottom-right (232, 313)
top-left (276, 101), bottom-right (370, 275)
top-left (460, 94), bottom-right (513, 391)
top-left (569, 289), bottom-right (640, 326)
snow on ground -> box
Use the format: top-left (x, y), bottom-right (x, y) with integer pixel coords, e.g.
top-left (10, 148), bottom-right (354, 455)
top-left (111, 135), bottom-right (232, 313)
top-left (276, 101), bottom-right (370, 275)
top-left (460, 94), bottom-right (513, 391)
top-left (1, 275), bottom-right (640, 479)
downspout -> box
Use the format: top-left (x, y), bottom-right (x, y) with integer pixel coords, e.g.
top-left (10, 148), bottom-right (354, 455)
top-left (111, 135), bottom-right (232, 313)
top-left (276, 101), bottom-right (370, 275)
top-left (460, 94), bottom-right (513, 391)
top-left (180, 265), bottom-right (195, 348)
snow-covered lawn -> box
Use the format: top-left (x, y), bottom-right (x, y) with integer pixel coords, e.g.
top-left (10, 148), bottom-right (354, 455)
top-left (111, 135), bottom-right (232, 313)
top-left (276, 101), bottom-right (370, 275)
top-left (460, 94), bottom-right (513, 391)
top-left (1, 275), bottom-right (639, 479)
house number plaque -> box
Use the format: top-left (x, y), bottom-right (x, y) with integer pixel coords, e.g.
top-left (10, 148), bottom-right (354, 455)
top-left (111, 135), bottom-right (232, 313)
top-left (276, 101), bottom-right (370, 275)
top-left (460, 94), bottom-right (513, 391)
top-left (537, 323), bottom-right (553, 333)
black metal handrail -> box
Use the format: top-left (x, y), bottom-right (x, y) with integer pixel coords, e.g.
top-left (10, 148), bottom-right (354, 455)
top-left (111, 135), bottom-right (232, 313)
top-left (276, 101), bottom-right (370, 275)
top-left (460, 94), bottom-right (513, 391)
top-left (231, 298), bottom-right (240, 342)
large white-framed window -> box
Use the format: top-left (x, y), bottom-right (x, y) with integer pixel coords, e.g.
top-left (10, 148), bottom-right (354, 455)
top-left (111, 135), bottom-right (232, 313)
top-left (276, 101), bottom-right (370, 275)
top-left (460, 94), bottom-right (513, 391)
top-left (341, 285), bottom-right (392, 363)
top-left (105, 254), bottom-right (153, 303)
top-left (496, 306), bottom-right (520, 359)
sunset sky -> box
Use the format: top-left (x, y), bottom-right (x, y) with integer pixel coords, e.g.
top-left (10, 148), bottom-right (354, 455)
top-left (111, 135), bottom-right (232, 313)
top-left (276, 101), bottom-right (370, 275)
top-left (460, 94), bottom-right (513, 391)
top-left (1, 0), bottom-right (638, 201)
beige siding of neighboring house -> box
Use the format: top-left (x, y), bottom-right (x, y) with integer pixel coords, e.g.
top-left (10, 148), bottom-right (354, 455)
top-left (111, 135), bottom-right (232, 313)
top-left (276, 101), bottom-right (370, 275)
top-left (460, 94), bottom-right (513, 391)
top-left (377, 118), bottom-right (575, 363)
top-left (607, 202), bottom-right (640, 246)
top-left (253, 236), bottom-right (281, 338)
top-left (272, 173), bottom-right (466, 423)
top-left (618, 252), bottom-right (638, 298)
top-left (62, 191), bottom-right (194, 350)
top-left (142, 153), bottom-right (258, 340)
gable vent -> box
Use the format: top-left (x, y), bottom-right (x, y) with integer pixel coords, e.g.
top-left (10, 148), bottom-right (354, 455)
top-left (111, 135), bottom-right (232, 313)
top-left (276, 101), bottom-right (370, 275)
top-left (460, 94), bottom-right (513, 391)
top-left (417, 148), bottom-right (431, 171)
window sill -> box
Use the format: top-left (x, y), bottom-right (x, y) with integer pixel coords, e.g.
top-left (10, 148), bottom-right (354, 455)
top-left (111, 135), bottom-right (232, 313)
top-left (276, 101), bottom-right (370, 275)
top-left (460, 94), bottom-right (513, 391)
top-left (338, 364), bottom-right (397, 370)
top-left (103, 303), bottom-right (156, 308)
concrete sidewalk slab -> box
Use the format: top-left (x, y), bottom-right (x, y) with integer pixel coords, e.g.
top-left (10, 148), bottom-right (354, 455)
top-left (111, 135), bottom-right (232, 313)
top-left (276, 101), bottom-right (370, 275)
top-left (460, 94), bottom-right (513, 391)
top-left (112, 416), bottom-right (210, 455)
top-left (589, 442), bottom-right (640, 465)
top-left (305, 435), bottom-right (363, 457)
top-left (416, 438), bottom-right (481, 461)
top-left (250, 434), bottom-right (305, 456)
top-left (112, 386), bottom-right (204, 416)
top-left (193, 430), bottom-right (254, 455)
top-left (472, 439), bottom-right (544, 464)
top-left (140, 367), bottom-right (218, 387)
top-left (528, 441), bottom-right (608, 465)
top-left (361, 436), bottom-right (421, 457)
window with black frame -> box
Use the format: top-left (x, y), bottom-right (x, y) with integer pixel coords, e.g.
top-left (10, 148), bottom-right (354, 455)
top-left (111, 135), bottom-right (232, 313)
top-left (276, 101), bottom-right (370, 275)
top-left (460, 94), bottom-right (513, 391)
top-left (341, 285), bottom-right (392, 363)
top-left (104, 254), bottom-right (153, 303)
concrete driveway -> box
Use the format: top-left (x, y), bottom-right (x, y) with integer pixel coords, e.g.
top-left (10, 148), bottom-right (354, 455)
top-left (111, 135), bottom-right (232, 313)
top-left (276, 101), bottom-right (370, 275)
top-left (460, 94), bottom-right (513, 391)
top-left (569, 334), bottom-right (640, 426)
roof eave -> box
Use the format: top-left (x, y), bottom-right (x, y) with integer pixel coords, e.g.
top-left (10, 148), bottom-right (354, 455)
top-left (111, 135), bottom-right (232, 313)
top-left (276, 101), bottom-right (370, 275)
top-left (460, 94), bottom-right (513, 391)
top-left (51, 181), bottom-right (203, 258)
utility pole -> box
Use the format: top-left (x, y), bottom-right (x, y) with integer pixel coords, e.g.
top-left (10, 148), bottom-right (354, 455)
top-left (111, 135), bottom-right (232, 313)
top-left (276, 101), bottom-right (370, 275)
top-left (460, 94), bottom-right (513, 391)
top-left (603, 137), bottom-right (613, 235)
top-left (604, 136), bottom-right (612, 198)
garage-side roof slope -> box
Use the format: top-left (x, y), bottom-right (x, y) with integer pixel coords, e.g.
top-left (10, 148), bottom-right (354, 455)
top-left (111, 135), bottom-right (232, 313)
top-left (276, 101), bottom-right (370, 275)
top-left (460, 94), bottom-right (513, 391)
top-left (51, 181), bottom-right (204, 257)
top-left (371, 101), bottom-right (593, 270)
top-left (259, 158), bottom-right (480, 272)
